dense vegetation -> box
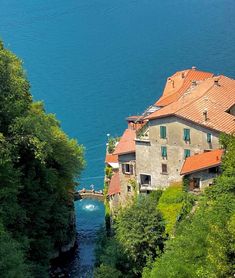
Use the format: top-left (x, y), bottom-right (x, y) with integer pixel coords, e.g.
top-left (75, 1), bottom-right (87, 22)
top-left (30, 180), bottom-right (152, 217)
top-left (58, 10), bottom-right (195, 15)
top-left (95, 191), bottom-right (165, 277)
top-left (145, 134), bottom-right (235, 278)
top-left (97, 134), bottom-right (235, 278)
top-left (157, 182), bottom-right (194, 236)
top-left (0, 41), bottom-right (85, 277)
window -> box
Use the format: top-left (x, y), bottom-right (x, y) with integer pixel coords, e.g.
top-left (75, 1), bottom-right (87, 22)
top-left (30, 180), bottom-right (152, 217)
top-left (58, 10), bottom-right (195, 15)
top-left (160, 126), bottom-right (167, 139)
top-left (184, 149), bottom-right (191, 158)
top-left (207, 133), bottom-right (212, 143)
top-left (183, 128), bottom-right (190, 141)
top-left (162, 164), bottom-right (168, 174)
top-left (189, 178), bottom-right (200, 190)
top-left (122, 164), bottom-right (133, 175)
top-left (127, 185), bottom-right (131, 192)
top-left (161, 146), bottom-right (167, 158)
top-left (208, 166), bottom-right (219, 174)
top-left (140, 174), bottom-right (151, 186)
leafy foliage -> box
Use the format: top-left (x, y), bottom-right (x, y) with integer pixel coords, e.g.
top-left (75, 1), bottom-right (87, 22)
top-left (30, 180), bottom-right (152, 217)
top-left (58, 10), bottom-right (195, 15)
top-left (148, 134), bottom-right (235, 278)
top-left (95, 191), bottom-right (165, 277)
top-left (94, 264), bottom-right (122, 278)
top-left (0, 41), bottom-right (85, 276)
top-left (157, 183), bottom-right (195, 236)
top-left (0, 224), bottom-right (31, 278)
top-left (107, 137), bottom-right (119, 154)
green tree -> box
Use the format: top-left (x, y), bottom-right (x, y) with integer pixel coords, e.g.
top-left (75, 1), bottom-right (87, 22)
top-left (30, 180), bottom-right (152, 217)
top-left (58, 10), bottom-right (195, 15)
top-left (0, 40), bottom-right (85, 277)
top-left (94, 264), bottom-right (122, 278)
top-left (115, 191), bottom-right (164, 276)
top-left (0, 43), bottom-right (31, 135)
top-left (0, 224), bottom-right (31, 278)
top-left (148, 134), bottom-right (235, 278)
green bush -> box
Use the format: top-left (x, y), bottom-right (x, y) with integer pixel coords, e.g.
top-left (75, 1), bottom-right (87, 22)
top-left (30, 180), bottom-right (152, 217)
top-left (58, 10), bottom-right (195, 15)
top-left (107, 137), bottom-right (119, 154)
top-left (157, 183), bottom-right (194, 236)
top-left (148, 134), bottom-right (235, 278)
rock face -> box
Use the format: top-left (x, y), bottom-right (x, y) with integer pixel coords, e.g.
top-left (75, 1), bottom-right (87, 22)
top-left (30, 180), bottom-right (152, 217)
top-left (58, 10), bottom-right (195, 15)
top-left (51, 210), bottom-right (77, 259)
top-left (61, 233), bottom-right (76, 253)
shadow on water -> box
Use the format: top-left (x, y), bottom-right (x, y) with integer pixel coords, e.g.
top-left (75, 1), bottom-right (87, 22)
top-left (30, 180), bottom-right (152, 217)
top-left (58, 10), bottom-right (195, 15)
top-left (51, 199), bottom-right (105, 278)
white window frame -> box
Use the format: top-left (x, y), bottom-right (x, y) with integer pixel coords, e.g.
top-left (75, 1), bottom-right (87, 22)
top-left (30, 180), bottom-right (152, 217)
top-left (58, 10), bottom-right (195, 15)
top-left (122, 163), bottom-right (133, 175)
top-left (140, 174), bottom-right (151, 186)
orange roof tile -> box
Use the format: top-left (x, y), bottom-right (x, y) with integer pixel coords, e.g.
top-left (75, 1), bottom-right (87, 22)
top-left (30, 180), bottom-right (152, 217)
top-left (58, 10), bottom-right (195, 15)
top-left (147, 75), bottom-right (235, 134)
top-left (155, 68), bottom-right (213, 107)
top-left (105, 153), bottom-right (118, 164)
top-left (108, 171), bottom-right (121, 196)
top-left (113, 129), bottom-right (136, 155)
top-left (180, 149), bottom-right (223, 175)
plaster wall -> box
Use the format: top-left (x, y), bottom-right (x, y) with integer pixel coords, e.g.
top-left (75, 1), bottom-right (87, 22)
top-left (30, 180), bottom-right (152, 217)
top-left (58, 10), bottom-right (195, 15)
top-left (136, 116), bottom-right (220, 190)
top-left (187, 170), bottom-right (219, 190)
top-left (118, 153), bottom-right (136, 204)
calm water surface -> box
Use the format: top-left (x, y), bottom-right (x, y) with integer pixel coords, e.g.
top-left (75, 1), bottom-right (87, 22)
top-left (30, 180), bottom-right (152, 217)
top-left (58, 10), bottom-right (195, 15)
top-left (0, 0), bottom-right (235, 276)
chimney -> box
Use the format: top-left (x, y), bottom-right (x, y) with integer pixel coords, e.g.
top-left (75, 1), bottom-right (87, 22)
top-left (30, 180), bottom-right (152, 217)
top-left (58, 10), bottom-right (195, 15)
top-left (192, 66), bottom-right (197, 70)
top-left (203, 109), bottom-right (208, 121)
top-left (181, 72), bottom-right (185, 78)
top-left (192, 80), bottom-right (197, 86)
top-left (214, 78), bottom-right (220, 86)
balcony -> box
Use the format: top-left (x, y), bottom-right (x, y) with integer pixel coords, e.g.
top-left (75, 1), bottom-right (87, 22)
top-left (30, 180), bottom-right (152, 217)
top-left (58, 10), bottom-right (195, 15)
top-left (136, 123), bottom-right (150, 142)
top-left (139, 184), bottom-right (153, 192)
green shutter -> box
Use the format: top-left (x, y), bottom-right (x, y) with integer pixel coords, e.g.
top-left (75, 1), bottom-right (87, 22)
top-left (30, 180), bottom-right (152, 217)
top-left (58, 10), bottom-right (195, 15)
top-left (161, 146), bottom-right (167, 158)
top-left (207, 133), bottom-right (212, 143)
top-left (184, 128), bottom-right (190, 141)
top-left (160, 126), bottom-right (166, 139)
top-left (184, 149), bottom-right (191, 158)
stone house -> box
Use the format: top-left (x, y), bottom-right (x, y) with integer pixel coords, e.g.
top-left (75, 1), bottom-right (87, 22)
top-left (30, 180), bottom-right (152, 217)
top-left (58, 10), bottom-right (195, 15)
top-left (107, 171), bottom-right (121, 214)
top-left (105, 116), bottom-right (145, 210)
top-left (105, 152), bottom-right (120, 213)
top-left (105, 67), bottom-right (235, 205)
top-left (180, 149), bottom-right (223, 191)
top-left (113, 127), bottom-right (137, 205)
top-left (135, 69), bottom-right (235, 191)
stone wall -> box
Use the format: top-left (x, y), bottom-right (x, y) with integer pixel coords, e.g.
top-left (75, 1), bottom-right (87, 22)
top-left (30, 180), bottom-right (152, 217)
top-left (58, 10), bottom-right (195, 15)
top-left (187, 170), bottom-right (219, 190)
top-left (118, 153), bottom-right (136, 204)
top-left (136, 116), bottom-right (220, 190)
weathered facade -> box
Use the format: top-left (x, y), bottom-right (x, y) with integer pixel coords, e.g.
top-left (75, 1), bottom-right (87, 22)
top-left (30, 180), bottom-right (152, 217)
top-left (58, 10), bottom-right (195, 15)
top-left (118, 153), bottom-right (136, 204)
top-left (180, 149), bottom-right (223, 191)
top-left (136, 116), bottom-right (220, 190)
top-left (185, 169), bottom-right (220, 191)
top-left (105, 67), bottom-right (235, 208)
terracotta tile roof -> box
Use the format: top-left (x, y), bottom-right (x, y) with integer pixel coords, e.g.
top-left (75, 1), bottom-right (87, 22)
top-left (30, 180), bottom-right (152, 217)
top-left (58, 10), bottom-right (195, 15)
top-left (147, 75), bottom-right (235, 134)
top-left (181, 149), bottom-right (223, 175)
top-left (108, 171), bottom-right (121, 196)
top-left (105, 153), bottom-right (118, 164)
top-left (113, 128), bottom-right (136, 155)
top-left (155, 68), bottom-right (213, 107)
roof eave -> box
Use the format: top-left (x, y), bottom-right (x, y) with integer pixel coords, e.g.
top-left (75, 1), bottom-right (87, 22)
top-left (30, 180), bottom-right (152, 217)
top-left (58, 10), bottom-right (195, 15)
top-left (180, 162), bottom-right (221, 176)
top-left (147, 113), bottom-right (224, 134)
top-left (114, 150), bottom-right (136, 156)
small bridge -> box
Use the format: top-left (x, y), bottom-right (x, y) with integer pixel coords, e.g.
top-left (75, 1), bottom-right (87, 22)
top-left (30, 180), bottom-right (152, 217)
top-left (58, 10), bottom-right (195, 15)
top-left (74, 190), bottom-right (104, 202)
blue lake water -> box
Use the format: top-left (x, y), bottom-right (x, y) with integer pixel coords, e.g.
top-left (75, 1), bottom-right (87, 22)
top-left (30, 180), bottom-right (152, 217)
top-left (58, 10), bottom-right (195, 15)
top-left (0, 0), bottom-right (235, 276)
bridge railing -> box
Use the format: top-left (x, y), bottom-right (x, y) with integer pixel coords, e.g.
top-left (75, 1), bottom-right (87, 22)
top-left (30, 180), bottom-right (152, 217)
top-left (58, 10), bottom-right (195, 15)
top-left (74, 189), bottom-right (104, 201)
top-left (77, 189), bottom-right (103, 195)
